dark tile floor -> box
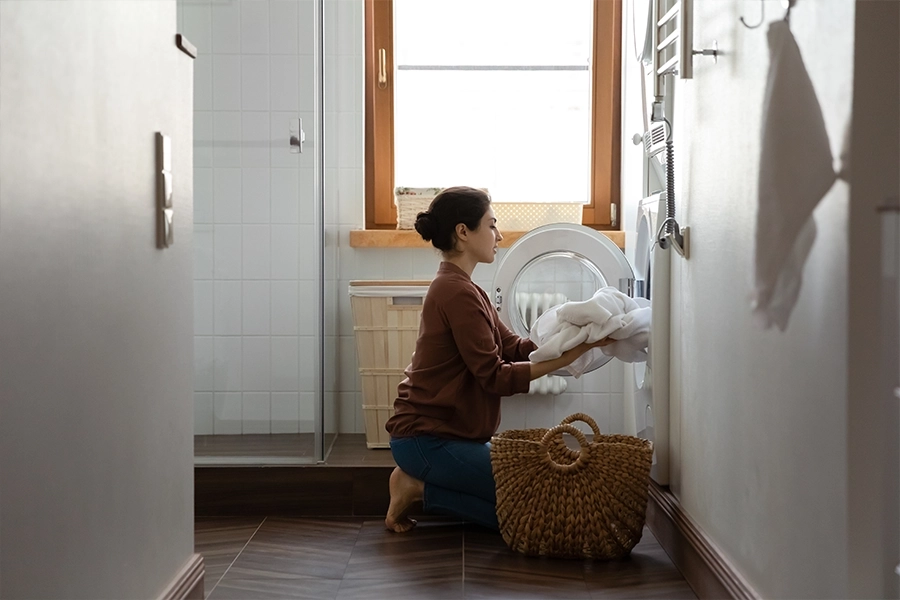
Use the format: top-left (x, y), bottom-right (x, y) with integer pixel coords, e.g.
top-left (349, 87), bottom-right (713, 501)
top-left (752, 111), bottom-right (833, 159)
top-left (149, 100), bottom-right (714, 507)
top-left (195, 517), bottom-right (697, 600)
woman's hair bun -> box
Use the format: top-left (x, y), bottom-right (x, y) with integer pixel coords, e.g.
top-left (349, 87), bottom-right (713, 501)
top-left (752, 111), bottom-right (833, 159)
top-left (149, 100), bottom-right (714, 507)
top-left (414, 211), bottom-right (435, 241)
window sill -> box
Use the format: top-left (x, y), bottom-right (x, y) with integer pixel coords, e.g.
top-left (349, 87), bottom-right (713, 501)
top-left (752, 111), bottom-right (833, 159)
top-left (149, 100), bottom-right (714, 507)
top-left (349, 229), bottom-right (625, 249)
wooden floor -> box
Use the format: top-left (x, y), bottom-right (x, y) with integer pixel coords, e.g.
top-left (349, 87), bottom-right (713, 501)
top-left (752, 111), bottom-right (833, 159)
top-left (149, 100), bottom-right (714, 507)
top-left (195, 517), bottom-right (697, 599)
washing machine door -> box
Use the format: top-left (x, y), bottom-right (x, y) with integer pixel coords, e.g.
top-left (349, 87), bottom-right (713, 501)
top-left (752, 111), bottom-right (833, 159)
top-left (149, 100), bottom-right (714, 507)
top-left (491, 223), bottom-right (634, 375)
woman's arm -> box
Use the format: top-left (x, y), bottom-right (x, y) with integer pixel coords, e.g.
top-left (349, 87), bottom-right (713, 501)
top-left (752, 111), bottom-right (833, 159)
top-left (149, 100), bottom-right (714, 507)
top-left (528, 338), bottom-right (613, 381)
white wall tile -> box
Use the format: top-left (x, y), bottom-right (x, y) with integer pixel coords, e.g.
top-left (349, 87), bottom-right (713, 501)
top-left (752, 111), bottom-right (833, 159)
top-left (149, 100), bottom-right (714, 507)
top-left (412, 249), bottom-right (439, 280)
top-left (299, 390), bottom-right (315, 422)
top-left (355, 249), bottom-right (384, 279)
top-left (242, 280), bottom-right (271, 335)
top-left (213, 167), bottom-right (242, 222)
top-left (499, 398), bottom-right (526, 431)
top-left (298, 168), bottom-right (315, 224)
top-left (296, 280), bottom-right (317, 335)
top-left (270, 112), bottom-right (302, 168)
top-left (582, 361), bottom-right (611, 393)
top-left (194, 111), bottom-right (214, 168)
top-left (194, 280), bottom-right (214, 335)
top-left (271, 280), bottom-right (300, 335)
top-left (270, 0), bottom-right (300, 55)
top-left (583, 393), bottom-right (610, 434)
top-left (194, 224), bottom-right (214, 280)
top-left (214, 337), bottom-right (243, 391)
top-left (242, 168), bottom-right (271, 223)
top-left (214, 224), bottom-right (242, 279)
top-left (271, 336), bottom-right (300, 391)
top-left (337, 168), bottom-right (361, 226)
top-left (609, 392), bottom-right (625, 434)
top-left (271, 392), bottom-right (300, 433)
top-left (335, 54), bottom-right (357, 111)
top-left (194, 392), bottom-right (214, 435)
top-left (213, 110), bottom-right (242, 168)
top-left (610, 359), bottom-right (624, 393)
top-left (523, 395), bottom-right (556, 428)
top-left (213, 392), bottom-right (242, 435)
top-left (552, 392), bottom-right (584, 426)
top-left (270, 55), bottom-right (300, 111)
top-left (338, 391), bottom-right (358, 433)
top-left (271, 224), bottom-right (300, 279)
top-left (298, 336), bottom-right (316, 392)
top-left (324, 335), bottom-right (337, 392)
top-left (194, 54), bottom-right (214, 112)
top-left (242, 336), bottom-right (271, 391)
top-left (194, 168), bottom-right (214, 224)
top-left (271, 168), bottom-right (300, 223)
top-left (194, 336), bottom-right (215, 391)
top-left (211, 0), bottom-right (241, 54)
top-left (241, 111), bottom-right (271, 168)
top-left (323, 168), bottom-right (338, 225)
top-left (382, 250), bottom-right (412, 279)
top-left (242, 225), bottom-right (271, 279)
top-left (242, 55), bottom-right (270, 111)
top-left (337, 280), bottom-right (353, 336)
top-left (214, 280), bottom-right (242, 335)
top-left (242, 392), bottom-right (271, 433)
top-left (182, 2), bottom-right (212, 55)
top-left (214, 392), bottom-right (243, 434)
top-left (298, 55), bottom-right (315, 111)
top-left (240, 0), bottom-right (269, 55)
top-left (338, 335), bottom-right (358, 393)
top-left (297, 0), bottom-right (315, 56)
top-left (212, 55), bottom-right (241, 111)
top-left (323, 111), bottom-right (337, 169)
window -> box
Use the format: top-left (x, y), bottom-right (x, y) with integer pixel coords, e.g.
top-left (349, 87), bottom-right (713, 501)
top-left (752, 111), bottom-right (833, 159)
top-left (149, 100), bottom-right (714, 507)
top-left (365, 0), bottom-right (621, 230)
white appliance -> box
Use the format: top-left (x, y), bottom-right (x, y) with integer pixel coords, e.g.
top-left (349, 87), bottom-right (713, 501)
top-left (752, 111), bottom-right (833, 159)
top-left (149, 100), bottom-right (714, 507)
top-left (490, 223), bottom-right (668, 481)
top-left (624, 193), bottom-right (671, 484)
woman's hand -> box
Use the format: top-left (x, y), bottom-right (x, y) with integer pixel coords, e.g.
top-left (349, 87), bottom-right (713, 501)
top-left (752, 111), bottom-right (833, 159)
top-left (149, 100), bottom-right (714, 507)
top-left (529, 336), bottom-right (614, 381)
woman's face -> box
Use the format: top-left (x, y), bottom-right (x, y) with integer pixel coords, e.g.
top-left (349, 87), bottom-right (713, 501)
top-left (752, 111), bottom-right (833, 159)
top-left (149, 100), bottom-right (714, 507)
top-left (468, 207), bottom-right (503, 263)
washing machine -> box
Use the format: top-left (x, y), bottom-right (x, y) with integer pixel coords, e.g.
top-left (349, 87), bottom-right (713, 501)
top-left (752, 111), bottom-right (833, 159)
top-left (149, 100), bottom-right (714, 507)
top-left (624, 192), bottom-right (671, 484)
top-left (490, 220), bottom-right (669, 486)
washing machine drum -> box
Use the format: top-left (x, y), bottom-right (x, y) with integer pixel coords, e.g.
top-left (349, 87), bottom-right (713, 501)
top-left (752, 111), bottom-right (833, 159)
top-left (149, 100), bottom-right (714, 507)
top-left (490, 223), bottom-right (635, 375)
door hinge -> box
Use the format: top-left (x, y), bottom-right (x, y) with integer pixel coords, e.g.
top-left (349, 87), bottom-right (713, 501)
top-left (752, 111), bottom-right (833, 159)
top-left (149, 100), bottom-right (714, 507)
top-left (610, 203), bottom-right (618, 227)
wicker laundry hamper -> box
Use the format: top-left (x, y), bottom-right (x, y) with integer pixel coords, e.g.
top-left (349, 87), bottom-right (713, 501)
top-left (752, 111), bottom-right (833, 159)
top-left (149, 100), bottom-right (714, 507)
top-left (491, 413), bottom-right (653, 560)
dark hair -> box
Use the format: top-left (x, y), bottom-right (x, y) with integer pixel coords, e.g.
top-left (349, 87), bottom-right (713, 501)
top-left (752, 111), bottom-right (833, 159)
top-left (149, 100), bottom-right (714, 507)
top-left (414, 186), bottom-right (491, 253)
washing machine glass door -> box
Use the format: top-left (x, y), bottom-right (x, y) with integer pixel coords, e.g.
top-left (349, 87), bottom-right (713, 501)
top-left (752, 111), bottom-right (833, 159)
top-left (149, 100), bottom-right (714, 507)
top-left (491, 223), bottom-right (634, 375)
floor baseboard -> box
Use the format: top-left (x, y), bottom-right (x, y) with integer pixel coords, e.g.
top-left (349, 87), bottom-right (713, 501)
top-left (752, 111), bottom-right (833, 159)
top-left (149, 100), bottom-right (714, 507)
top-left (646, 481), bottom-right (758, 600)
top-left (158, 553), bottom-right (204, 600)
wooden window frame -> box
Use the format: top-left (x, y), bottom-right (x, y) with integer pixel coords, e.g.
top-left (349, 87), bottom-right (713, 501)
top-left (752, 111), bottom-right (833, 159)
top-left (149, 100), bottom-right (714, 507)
top-left (365, 0), bottom-right (621, 230)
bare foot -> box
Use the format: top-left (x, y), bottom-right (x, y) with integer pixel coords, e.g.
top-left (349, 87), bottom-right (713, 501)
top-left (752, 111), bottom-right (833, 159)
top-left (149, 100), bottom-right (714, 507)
top-left (385, 467), bottom-right (424, 533)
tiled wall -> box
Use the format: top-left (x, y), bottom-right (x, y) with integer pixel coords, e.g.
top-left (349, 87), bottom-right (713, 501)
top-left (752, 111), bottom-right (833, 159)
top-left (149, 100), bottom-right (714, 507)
top-left (181, 0), bottom-right (333, 435)
top-left (184, 0), bottom-right (625, 437)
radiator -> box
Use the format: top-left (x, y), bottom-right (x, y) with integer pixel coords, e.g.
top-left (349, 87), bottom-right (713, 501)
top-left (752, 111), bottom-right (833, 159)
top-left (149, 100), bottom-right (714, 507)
top-left (517, 292), bottom-right (568, 396)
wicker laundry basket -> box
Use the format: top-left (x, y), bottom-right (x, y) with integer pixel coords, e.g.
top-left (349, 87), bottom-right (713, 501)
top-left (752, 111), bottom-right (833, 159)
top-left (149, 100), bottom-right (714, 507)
top-left (491, 413), bottom-right (653, 559)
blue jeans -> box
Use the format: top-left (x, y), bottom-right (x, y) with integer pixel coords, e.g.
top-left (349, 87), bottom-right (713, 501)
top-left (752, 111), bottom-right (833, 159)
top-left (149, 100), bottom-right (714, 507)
top-left (390, 435), bottom-right (499, 530)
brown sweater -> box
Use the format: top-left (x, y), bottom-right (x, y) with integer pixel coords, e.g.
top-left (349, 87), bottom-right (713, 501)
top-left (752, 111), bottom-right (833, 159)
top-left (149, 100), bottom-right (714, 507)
top-left (385, 262), bottom-right (537, 443)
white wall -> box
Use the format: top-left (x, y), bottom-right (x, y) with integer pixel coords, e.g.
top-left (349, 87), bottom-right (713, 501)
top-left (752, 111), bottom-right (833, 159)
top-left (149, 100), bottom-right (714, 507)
top-left (192, 0), bottom-right (626, 438)
top-left (0, 1), bottom-right (195, 598)
top-left (624, 0), bottom-right (896, 597)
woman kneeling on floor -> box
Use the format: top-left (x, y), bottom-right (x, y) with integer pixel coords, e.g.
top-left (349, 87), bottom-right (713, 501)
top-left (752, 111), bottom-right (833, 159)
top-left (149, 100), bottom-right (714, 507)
top-left (384, 186), bottom-right (610, 533)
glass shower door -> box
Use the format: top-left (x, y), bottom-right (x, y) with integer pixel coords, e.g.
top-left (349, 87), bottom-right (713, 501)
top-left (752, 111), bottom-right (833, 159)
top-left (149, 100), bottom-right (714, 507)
top-left (181, 0), bottom-right (328, 465)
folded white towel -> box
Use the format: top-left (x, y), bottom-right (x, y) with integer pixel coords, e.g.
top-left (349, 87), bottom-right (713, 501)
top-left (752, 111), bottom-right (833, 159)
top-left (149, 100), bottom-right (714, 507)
top-left (752, 20), bottom-right (836, 331)
top-left (529, 287), bottom-right (651, 377)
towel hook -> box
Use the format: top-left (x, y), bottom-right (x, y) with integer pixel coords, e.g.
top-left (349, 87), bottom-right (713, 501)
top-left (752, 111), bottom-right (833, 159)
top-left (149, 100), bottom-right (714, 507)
top-left (740, 0), bottom-right (765, 29)
top-left (781, 0), bottom-right (797, 22)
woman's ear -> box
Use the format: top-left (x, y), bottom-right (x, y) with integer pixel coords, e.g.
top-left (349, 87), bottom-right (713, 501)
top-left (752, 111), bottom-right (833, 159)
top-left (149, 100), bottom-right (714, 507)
top-left (455, 223), bottom-right (468, 241)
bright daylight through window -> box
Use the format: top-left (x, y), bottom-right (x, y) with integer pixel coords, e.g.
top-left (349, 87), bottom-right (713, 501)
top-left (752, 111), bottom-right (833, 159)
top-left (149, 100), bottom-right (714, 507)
top-left (393, 0), bottom-right (594, 205)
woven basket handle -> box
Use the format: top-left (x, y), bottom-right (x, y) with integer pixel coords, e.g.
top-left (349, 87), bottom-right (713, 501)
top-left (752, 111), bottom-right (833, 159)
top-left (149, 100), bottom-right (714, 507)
top-left (540, 424), bottom-right (591, 471)
top-left (558, 412), bottom-right (602, 438)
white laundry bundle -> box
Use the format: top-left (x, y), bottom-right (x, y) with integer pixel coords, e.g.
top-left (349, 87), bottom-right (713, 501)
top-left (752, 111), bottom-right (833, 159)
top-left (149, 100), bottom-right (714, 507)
top-left (529, 286), bottom-right (651, 377)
